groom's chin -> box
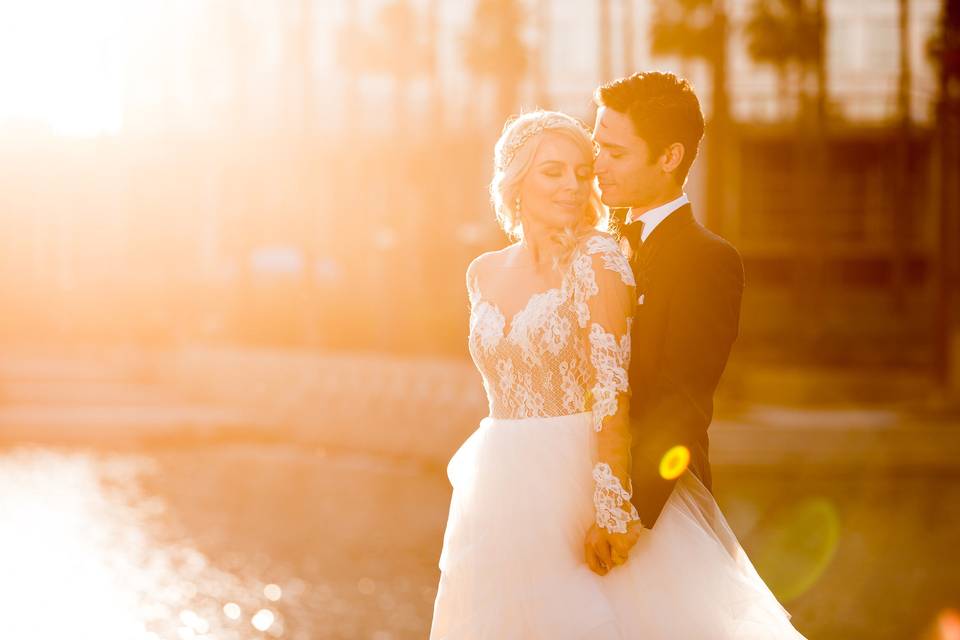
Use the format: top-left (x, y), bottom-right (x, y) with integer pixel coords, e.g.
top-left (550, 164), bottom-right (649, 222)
top-left (599, 192), bottom-right (623, 208)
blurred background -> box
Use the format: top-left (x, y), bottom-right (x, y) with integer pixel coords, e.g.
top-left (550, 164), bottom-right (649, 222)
top-left (1, 0), bottom-right (959, 638)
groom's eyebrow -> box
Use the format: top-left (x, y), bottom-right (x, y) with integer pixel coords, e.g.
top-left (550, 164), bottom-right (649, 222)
top-left (596, 140), bottom-right (626, 151)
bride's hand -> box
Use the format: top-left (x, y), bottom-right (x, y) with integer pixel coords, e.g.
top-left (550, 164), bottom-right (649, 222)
top-left (584, 520), bottom-right (643, 576)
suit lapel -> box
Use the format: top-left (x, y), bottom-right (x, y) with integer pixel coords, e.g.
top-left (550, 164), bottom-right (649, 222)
top-left (629, 205), bottom-right (696, 415)
top-left (633, 204), bottom-right (694, 263)
top-left (629, 204), bottom-right (696, 296)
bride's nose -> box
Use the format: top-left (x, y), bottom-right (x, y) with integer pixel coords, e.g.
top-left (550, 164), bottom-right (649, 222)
top-left (560, 169), bottom-right (580, 192)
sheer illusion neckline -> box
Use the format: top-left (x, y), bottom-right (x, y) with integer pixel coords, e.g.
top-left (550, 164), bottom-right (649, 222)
top-left (470, 241), bottom-right (588, 338)
top-left (473, 283), bottom-right (565, 339)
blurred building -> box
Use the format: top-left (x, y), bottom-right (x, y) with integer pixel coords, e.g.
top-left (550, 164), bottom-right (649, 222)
top-left (91, 1), bottom-right (942, 132)
top-left (0, 0), bottom-right (954, 370)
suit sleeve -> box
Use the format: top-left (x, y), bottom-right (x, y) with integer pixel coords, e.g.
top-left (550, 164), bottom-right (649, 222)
top-left (630, 239), bottom-right (745, 528)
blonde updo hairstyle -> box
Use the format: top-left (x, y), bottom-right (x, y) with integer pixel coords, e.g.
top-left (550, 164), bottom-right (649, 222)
top-left (490, 110), bottom-right (607, 268)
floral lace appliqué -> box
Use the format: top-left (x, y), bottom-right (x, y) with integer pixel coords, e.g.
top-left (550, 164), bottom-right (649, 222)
top-left (569, 253), bottom-right (599, 328)
top-left (558, 360), bottom-right (586, 414)
top-left (508, 287), bottom-right (572, 367)
top-left (588, 319), bottom-right (632, 432)
top-left (592, 462), bottom-right (641, 533)
top-left (585, 234), bottom-right (636, 287)
top-left (466, 233), bottom-right (634, 424)
top-left (470, 301), bottom-right (506, 352)
top-left (494, 357), bottom-right (546, 418)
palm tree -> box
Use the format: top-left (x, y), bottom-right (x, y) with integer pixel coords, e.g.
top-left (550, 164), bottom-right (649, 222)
top-left (426, 0), bottom-right (442, 126)
top-left (337, 1), bottom-right (360, 132)
top-left (337, 1), bottom-right (437, 348)
top-left (337, 0), bottom-right (431, 131)
top-left (291, 0), bottom-right (315, 136)
top-left (898, 0), bottom-right (911, 124)
top-left (929, 0), bottom-right (960, 388)
top-left (622, 0), bottom-right (636, 75)
top-left (599, 0), bottom-right (612, 82)
top-left (651, 0), bottom-right (722, 62)
top-left (650, 0), bottom-right (729, 231)
top-left (743, 0), bottom-right (828, 345)
top-left (377, 0), bottom-right (422, 129)
top-left (533, 0), bottom-right (551, 106)
top-left (890, 0), bottom-right (912, 310)
top-left (462, 0), bottom-right (528, 124)
top-left (813, 0), bottom-right (827, 127)
top-left (744, 0), bottom-right (819, 119)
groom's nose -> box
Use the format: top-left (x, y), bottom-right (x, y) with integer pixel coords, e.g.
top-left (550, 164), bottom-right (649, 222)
top-left (594, 152), bottom-right (609, 175)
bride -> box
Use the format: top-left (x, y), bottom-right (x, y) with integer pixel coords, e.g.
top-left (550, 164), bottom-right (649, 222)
top-left (428, 109), bottom-right (806, 639)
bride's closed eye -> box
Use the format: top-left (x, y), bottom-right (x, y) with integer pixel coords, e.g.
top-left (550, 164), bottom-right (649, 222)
top-left (541, 168), bottom-right (593, 182)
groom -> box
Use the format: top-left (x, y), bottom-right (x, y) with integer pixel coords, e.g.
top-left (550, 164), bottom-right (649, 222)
top-left (585, 71), bottom-right (745, 575)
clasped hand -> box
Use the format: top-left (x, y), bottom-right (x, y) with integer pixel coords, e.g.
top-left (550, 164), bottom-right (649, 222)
top-left (584, 519), bottom-right (644, 576)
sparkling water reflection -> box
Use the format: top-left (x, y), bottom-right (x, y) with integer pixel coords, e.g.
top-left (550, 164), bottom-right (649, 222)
top-left (0, 445), bottom-right (446, 640)
top-left (2, 442), bottom-right (958, 639)
top-left (0, 448), bottom-right (283, 639)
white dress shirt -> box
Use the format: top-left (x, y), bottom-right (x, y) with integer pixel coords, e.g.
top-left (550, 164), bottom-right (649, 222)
top-left (627, 193), bottom-right (689, 243)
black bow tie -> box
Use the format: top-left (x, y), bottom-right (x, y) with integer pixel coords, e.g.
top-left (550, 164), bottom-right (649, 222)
top-left (622, 220), bottom-right (645, 257)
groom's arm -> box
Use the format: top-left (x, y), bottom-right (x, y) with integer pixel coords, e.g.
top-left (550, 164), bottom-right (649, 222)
top-left (630, 237), bottom-right (744, 528)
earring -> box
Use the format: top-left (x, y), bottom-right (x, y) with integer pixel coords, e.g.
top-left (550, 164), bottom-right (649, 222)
top-left (515, 196), bottom-right (521, 217)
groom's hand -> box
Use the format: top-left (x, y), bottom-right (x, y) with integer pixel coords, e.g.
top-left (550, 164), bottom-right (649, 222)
top-left (584, 520), bottom-right (643, 576)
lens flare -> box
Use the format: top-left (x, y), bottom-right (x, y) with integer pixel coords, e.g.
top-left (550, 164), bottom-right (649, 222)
top-left (178, 610), bottom-right (209, 634)
top-left (264, 583), bottom-right (282, 601)
top-left (222, 602), bottom-right (241, 620)
top-left (659, 445), bottom-right (690, 480)
top-left (937, 608), bottom-right (960, 640)
top-left (251, 608), bottom-right (275, 632)
top-left (753, 498), bottom-right (841, 603)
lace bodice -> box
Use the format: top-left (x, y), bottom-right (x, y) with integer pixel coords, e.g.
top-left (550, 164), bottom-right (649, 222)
top-left (468, 234), bottom-right (626, 423)
top-left (467, 232), bottom-right (641, 533)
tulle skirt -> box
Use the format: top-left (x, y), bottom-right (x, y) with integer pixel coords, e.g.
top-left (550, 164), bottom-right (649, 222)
top-left (429, 412), bottom-right (806, 639)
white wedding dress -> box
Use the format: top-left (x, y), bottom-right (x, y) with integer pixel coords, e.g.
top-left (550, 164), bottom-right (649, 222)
top-left (429, 232), bottom-right (806, 639)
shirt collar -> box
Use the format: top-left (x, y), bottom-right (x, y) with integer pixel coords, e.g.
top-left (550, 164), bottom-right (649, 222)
top-left (627, 193), bottom-right (689, 243)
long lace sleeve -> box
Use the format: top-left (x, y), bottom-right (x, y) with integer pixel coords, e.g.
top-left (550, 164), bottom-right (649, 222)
top-left (577, 235), bottom-right (640, 533)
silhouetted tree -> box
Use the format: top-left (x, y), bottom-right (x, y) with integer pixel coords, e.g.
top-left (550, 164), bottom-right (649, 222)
top-left (533, 0), bottom-right (550, 106)
top-left (426, 0), bottom-right (442, 126)
top-left (929, 0), bottom-right (960, 388)
top-left (744, 0), bottom-right (829, 346)
top-left (338, 0), bottom-right (432, 129)
top-left (599, 0), bottom-right (612, 82)
top-left (622, 0), bottom-right (636, 75)
top-left (890, 0), bottom-right (912, 309)
top-left (463, 0), bottom-right (528, 123)
top-left (650, 0), bottom-right (729, 230)
top-left (744, 0), bottom-right (819, 118)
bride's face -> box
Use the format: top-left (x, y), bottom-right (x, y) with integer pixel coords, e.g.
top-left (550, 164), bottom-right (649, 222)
top-left (517, 132), bottom-right (593, 233)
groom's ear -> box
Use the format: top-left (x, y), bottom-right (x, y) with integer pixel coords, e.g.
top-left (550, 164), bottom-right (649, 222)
top-left (660, 142), bottom-right (686, 178)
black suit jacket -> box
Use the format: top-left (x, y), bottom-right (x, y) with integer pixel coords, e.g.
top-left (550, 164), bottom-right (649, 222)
top-left (624, 203), bottom-right (745, 529)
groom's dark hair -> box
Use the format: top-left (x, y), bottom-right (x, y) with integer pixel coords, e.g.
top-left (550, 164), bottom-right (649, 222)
top-left (594, 72), bottom-right (705, 184)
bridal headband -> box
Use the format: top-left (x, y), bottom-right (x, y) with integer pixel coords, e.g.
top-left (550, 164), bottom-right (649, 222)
top-left (496, 121), bottom-right (548, 172)
top-left (495, 115), bottom-right (593, 172)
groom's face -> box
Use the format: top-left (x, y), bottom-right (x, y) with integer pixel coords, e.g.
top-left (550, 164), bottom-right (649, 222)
top-left (593, 107), bottom-right (665, 209)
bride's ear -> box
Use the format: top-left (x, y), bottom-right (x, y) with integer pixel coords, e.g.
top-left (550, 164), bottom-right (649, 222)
top-left (660, 142), bottom-right (686, 176)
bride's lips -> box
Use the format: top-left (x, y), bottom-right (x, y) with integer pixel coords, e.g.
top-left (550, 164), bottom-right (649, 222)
top-left (554, 200), bottom-right (583, 209)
